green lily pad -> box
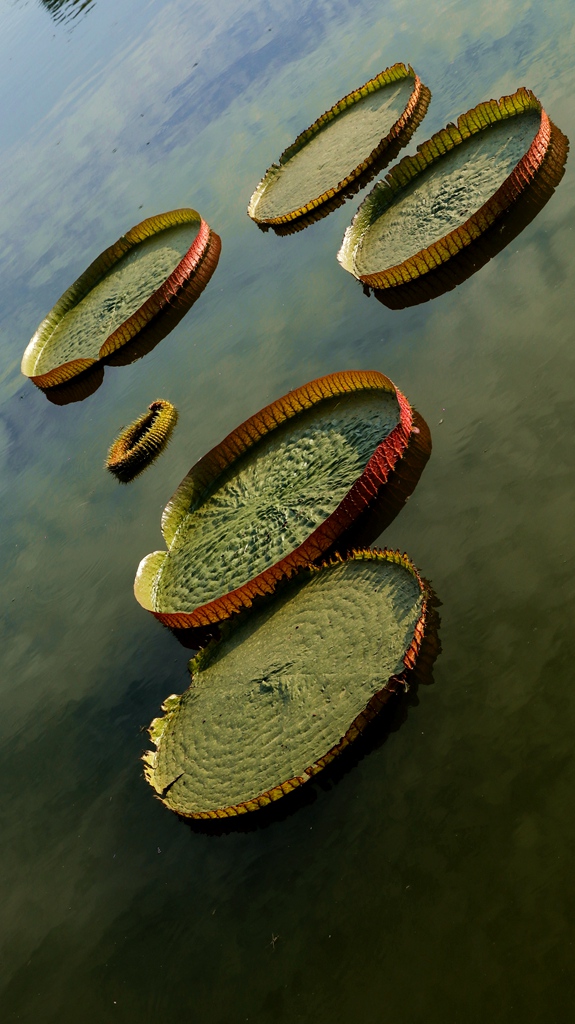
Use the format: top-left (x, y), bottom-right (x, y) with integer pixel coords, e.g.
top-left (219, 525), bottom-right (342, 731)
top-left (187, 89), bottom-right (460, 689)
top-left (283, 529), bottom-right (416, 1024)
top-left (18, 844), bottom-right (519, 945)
top-left (338, 88), bottom-right (554, 289)
top-left (134, 370), bottom-right (417, 633)
top-left (106, 399), bottom-right (178, 483)
top-left (373, 119), bottom-right (569, 309)
top-left (144, 549), bottom-right (428, 819)
top-left (21, 209), bottom-right (221, 388)
top-left (248, 63), bottom-right (429, 226)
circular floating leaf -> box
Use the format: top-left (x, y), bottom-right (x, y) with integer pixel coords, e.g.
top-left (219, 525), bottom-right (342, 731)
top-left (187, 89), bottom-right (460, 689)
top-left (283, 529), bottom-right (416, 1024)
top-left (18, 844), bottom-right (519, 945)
top-left (106, 399), bottom-right (179, 483)
top-left (144, 549), bottom-right (429, 819)
top-left (248, 63), bottom-right (429, 226)
top-left (21, 209), bottom-right (221, 388)
top-left (134, 370), bottom-right (418, 632)
top-left (370, 119), bottom-right (569, 308)
top-left (338, 88), bottom-right (554, 289)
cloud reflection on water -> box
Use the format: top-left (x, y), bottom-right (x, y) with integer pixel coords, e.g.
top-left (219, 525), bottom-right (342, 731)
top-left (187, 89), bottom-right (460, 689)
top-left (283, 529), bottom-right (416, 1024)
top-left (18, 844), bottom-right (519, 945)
top-left (1, 0), bottom-right (575, 1020)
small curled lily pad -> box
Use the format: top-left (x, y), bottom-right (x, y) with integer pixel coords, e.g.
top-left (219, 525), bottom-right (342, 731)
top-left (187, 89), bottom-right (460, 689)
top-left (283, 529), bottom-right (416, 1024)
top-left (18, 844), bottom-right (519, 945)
top-left (248, 63), bottom-right (430, 227)
top-left (134, 370), bottom-right (418, 633)
top-left (143, 549), bottom-right (429, 819)
top-left (21, 209), bottom-right (221, 389)
top-left (338, 88), bottom-right (556, 289)
top-left (106, 400), bottom-right (178, 483)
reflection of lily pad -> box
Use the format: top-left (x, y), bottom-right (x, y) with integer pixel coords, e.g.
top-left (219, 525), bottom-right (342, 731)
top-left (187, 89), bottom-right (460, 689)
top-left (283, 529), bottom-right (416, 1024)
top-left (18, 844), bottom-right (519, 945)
top-left (134, 370), bottom-right (416, 632)
top-left (106, 400), bottom-right (178, 483)
top-left (144, 549), bottom-right (429, 819)
top-left (248, 63), bottom-right (429, 226)
top-left (41, 0), bottom-right (94, 24)
top-left (21, 209), bottom-right (221, 388)
top-left (338, 88), bottom-right (554, 289)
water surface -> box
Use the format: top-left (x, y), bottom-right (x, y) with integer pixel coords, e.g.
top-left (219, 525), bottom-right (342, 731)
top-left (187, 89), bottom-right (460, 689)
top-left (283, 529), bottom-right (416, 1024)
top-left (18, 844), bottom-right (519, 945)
top-left (0, 1), bottom-right (574, 1022)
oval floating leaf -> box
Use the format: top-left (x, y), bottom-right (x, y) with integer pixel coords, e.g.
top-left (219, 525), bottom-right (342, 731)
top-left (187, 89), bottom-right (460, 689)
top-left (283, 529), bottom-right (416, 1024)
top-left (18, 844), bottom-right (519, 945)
top-left (144, 549), bottom-right (429, 819)
top-left (372, 120), bottom-right (569, 308)
top-left (134, 370), bottom-right (419, 633)
top-left (248, 63), bottom-right (430, 227)
top-left (106, 399), bottom-right (178, 483)
top-left (21, 209), bottom-right (221, 389)
top-left (338, 88), bottom-right (555, 289)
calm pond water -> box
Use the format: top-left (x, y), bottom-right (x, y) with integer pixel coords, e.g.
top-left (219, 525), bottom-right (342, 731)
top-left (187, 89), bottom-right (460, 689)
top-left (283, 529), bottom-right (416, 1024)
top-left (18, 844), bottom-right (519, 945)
top-left (1, 0), bottom-right (574, 1020)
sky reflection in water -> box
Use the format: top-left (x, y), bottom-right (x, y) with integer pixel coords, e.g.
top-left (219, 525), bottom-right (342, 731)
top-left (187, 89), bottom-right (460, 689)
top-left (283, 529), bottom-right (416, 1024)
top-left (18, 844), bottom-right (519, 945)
top-left (0, 0), bottom-right (574, 1021)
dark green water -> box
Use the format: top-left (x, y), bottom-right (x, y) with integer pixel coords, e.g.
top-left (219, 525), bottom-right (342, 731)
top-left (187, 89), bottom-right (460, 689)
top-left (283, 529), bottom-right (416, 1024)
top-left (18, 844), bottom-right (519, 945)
top-left (1, 0), bottom-right (574, 1021)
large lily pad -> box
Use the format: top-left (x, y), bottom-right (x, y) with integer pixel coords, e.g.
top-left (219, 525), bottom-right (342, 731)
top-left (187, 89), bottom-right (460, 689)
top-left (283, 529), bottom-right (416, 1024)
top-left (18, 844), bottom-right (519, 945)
top-left (144, 549), bottom-right (429, 819)
top-left (134, 370), bottom-right (417, 632)
top-left (338, 88), bottom-right (554, 289)
top-left (248, 63), bottom-right (429, 227)
top-left (371, 119), bottom-right (569, 309)
top-left (21, 209), bottom-right (221, 388)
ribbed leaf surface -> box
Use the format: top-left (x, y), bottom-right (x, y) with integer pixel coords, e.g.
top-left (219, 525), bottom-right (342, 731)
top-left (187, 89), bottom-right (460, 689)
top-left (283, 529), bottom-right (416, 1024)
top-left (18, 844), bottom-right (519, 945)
top-left (144, 550), bottom-right (428, 819)
top-left (134, 370), bottom-right (417, 632)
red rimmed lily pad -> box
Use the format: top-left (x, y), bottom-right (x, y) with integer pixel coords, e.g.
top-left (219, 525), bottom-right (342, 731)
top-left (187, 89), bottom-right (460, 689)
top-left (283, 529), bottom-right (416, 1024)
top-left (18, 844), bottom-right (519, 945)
top-left (143, 549), bottom-right (430, 820)
top-left (372, 119), bottom-right (569, 308)
top-left (248, 63), bottom-right (430, 227)
top-left (134, 370), bottom-right (421, 633)
top-left (21, 209), bottom-right (221, 389)
top-left (338, 88), bottom-right (557, 290)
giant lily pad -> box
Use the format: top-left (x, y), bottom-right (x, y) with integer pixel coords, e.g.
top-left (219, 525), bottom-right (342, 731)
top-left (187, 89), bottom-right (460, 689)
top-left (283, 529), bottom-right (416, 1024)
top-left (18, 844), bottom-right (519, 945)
top-left (338, 88), bottom-right (555, 289)
top-left (371, 119), bottom-right (569, 309)
top-left (248, 63), bottom-right (430, 227)
top-left (134, 370), bottom-right (418, 632)
top-left (21, 209), bottom-right (221, 388)
top-left (144, 549), bottom-right (429, 819)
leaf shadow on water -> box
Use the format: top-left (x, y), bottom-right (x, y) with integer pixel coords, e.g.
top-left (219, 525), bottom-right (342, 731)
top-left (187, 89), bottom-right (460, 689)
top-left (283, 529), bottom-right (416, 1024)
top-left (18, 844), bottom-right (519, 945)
top-left (167, 409), bottom-right (432, 652)
top-left (367, 121), bottom-right (569, 310)
top-left (256, 86), bottom-right (431, 238)
top-left (175, 591), bottom-right (442, 836)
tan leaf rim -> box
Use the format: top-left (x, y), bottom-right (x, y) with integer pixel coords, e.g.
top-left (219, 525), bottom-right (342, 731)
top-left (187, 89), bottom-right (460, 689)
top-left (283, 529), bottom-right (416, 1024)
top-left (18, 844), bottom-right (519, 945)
top-left (143, 548), bottom-right (430, 820)
top-left (106, 399), bottom-right (179, 483)
top-left (21, 209), bottom-right (221, 388)
top-left (248, 62), bottom-right (429, 226)
top-left (134, 369), bottom-right (415, 631)
top-left (338, 87), bottom-right (552, 289)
